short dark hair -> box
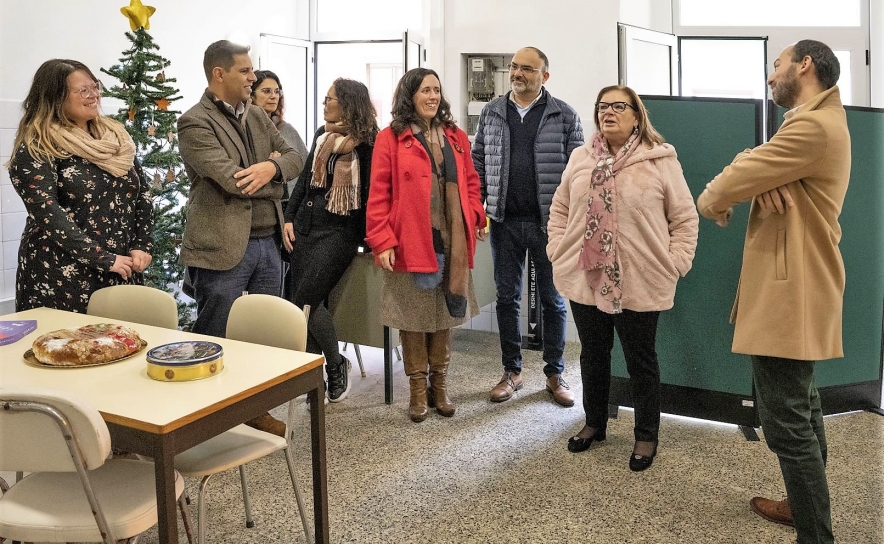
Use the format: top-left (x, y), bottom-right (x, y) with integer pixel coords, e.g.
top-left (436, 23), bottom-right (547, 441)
top-left (791, 40), bottom-right (840, 89)
top-left (390, 68), bottom-right (455, 135)
top-left (203, 40), bottom-right (250, 81)
top-left (521, 46), bottom-right (549, 72)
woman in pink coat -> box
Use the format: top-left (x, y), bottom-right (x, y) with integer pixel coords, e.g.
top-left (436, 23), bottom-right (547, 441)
top-left (366, 68), bottom-right (486, 423)
top-left (546, 85), bottom-right (698, 471)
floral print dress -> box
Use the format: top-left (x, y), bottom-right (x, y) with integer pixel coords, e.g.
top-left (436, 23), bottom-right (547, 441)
top-left (9, 144), bottom-right (153, 313)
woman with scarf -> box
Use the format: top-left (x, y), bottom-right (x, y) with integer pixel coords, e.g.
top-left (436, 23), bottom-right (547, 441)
top-left (283, 78), bottom-right (377, 403)
top-left (366, 68), bottom-right (486, 423)
top-left (8, 59), bottom-right (152, 313)
top-left (546, 85), bottom-right (698, 470)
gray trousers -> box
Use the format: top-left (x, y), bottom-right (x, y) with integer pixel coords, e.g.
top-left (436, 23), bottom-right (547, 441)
top-left (752, 355), bottom-right (833, 544)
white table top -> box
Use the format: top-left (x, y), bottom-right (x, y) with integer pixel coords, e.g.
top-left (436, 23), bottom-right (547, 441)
top-left (0, 307), bottom-right (324, 433)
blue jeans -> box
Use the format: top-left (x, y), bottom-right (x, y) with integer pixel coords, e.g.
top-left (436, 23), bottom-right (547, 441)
top-left (190, 236), bottom-right (283, 338)
top-left (752, 356), bottom-right (833, 544)
top-left (489, 219), bottom-right (566, 376)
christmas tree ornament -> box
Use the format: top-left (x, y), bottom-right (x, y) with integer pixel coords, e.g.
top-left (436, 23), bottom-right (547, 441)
top-left (155, 71), bottom-right (166, 83)
top-left (147, 125), bottom-right (157, 136)
top-left (152, 172), bottom-right (162, 188)
top-left (167, 131), bottom-right (175, 142)
top-left (128, 108), bottom-right (136, 122)
top-left (120, 0), bottom-right (156, 31)
top-left (166, 170), bottom-right (176, 182)
top-left (154, 97), bottom-right (171, 111)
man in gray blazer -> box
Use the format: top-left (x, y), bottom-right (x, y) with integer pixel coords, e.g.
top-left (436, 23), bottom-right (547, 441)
top-left (179, 40), bottom-right (304, 435)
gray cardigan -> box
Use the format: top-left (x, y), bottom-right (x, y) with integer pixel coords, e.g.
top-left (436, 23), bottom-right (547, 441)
top-left (472, 88), bottom-right (584, 226)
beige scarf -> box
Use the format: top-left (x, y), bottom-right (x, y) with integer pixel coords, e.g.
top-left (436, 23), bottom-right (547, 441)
top-left (50, 119), bottom-right (136, 177)
top-left (311, 122), bottom-right (360, 215)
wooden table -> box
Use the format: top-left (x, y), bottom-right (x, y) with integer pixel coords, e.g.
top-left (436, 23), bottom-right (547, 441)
top-left (0, 307), bottom-right (330, 544)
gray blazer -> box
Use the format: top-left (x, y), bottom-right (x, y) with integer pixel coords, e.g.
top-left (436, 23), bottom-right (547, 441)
top-left (179, 92), bottom-right (304, 270)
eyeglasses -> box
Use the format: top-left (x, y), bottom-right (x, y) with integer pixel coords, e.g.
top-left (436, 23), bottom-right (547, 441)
top-left (323, 96), bottom-right (338, 104)
top-left (508, 63), bottom-right (543, 75)
top-left (596, 101), bottom-right (636, 113)
top-left (257, 88), bottom-right (283, 97)
top-left (72, 82), bottom-right (103, 99)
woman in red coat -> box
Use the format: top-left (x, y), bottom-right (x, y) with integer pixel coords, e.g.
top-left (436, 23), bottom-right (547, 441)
top-left (366, 68), bottom-right (487, 423)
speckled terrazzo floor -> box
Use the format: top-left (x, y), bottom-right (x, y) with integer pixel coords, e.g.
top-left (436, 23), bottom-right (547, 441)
top-left (12, 329), bottom-right (883, 544)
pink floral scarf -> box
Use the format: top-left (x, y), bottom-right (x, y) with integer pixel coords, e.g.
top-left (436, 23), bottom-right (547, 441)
top-left (577, 129), bottom-right (640, 313)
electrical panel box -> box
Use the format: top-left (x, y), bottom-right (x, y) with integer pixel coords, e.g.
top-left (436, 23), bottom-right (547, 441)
top-left (469, 57), bottom-right (495, 96)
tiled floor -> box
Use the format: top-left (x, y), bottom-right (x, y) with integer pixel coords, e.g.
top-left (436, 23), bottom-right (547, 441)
top-left (4, 330), bottom-right (883, 543)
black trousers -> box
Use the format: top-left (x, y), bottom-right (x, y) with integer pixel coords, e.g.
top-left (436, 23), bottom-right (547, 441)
top-left (570, 302), bottom-right (661, 442)
top-left (289, 226), bottom-right (358, 365)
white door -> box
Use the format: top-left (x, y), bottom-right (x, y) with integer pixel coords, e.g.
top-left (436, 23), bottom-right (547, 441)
top-left (260, 34), bottom-right (315, 144)
top-left (618, 23), bottom-right (678, 96)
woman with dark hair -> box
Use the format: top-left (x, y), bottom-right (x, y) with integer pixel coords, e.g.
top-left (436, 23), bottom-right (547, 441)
top-left (546, 85), bottom-right (698, 470)
top-left (7, 59), bottom-right (152, 313)
top-left (283, 78), bottom-right (378, 402)
top-left (366, 68), bottom-right (486, 422)
top-left (250, 70), bottom-right (308, 199)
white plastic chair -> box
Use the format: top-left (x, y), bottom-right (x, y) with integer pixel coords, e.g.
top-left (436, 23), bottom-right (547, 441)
top-left (87, 284), bottom-right (179, 330)
top-left (0, 387), bottom-right (185, 543)
top-left (173, 294), bottom-right (313, 544)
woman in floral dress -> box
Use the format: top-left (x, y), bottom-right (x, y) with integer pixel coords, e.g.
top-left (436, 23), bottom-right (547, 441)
top-left (8, 59), bottom-right (153, 313)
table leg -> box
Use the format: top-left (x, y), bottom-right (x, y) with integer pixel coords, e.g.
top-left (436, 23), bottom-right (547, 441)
top-left (154, 442), bottom-right (179, 544)
top-left (384, 325), bottom-right (393, 404)
top-left (309, 380), bottom-right (329, 544)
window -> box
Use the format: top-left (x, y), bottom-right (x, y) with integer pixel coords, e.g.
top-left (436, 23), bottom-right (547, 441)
top-left (680, 38), bottom-right (767, 100)
top-left (679, 0), bottom-right (861, 27)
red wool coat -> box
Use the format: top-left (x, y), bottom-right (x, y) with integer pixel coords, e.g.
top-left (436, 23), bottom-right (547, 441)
top-left (366, 125), bottom-right (486, 272)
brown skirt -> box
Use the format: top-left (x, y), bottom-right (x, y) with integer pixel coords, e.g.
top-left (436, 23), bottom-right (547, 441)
top-left (380, 270), bottom-right (479, 332)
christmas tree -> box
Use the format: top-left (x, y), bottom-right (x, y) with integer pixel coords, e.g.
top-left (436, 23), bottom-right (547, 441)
top-left (101, 26), bottom-right (195, 329)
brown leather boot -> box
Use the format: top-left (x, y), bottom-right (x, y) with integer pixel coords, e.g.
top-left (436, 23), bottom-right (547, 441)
top-left (427, 329), bottom-right (455, 417)
top-left (244, 412), bottom-right (286, 437)
top-left (400, 331), bottom-right (430, 423)
top-left (749, 496), bottom-right (794, 527)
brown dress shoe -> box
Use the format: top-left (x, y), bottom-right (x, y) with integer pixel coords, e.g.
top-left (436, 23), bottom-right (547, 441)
top-left (490, 371), bottom-right (523, 402)
top-left (750, 496), bottom-right (794, 527)
top-left (244, 412), bottom-right (286, 437)
top-left (546, 374), bottom-right (575, 407)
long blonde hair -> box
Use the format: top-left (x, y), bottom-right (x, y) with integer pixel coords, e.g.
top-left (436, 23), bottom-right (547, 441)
top-left (11, 59), bottom-right (118, 163)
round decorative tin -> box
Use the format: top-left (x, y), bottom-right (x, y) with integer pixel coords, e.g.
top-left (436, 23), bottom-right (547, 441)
top-left (146, 341), bottom-right (224, 382)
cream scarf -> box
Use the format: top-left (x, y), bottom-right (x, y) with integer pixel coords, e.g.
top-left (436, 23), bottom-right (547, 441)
top-left (50, 119), bottom-right (136, 177)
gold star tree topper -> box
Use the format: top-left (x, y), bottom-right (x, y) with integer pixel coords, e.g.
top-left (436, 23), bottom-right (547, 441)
top-left (121, 0), bottom-right (156, 30)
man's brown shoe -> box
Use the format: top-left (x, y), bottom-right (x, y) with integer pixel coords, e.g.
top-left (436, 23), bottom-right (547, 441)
top-left (245, 412), bottom-right (286, 437)
top-left (750, 496), bottom-right (794, 527)
top-left (546, 374), bottom-right (575, 407)
top-left (490, 371), bottom-right (523, 402)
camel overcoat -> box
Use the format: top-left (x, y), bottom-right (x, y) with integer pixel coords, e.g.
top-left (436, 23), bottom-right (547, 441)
top-left (697, 86), bottom-right (851, 361)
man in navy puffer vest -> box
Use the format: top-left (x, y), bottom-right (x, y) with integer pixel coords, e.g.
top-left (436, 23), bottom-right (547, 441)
top-left (472, 46), bottom-right (584, 407)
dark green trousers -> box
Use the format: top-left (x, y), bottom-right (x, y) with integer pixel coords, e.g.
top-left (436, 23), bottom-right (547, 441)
top-left (752, 355), bottom-right (833, 544)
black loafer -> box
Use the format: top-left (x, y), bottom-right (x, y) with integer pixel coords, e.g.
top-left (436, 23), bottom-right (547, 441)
top-left (567, 429), bottom-right (606, 453)
top-left (629, 442), bottom-right (658, 472)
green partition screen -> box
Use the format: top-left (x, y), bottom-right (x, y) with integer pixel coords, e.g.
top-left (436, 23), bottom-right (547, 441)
top-left (608, 96), bottom-right (764, 425)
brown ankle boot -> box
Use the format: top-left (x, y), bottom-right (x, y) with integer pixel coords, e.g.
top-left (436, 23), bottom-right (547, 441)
top-left (427, 329), bottom-right (455, 417)
top-left (400, 331), bottom-right (430, 422)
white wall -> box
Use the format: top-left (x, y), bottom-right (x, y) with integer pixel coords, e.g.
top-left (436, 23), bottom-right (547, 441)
top-left (442, 0), bottom-right (620, 129)
top-left (620, 0), bottom-right (673, 33)
top-left (0, 0), bottom-right (308, 305)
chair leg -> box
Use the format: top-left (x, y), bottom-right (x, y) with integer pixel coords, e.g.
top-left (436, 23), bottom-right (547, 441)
top-left (196, 474), bottom-right (215, 544)
top-left (178, 494), bottom-right (196, 544)
top-left (284, 446), bottom-right (314, 544)
top-left (239, 465), bottom-right (255, 528)
top-left (352, 344), bottom-right (367, 378)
